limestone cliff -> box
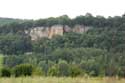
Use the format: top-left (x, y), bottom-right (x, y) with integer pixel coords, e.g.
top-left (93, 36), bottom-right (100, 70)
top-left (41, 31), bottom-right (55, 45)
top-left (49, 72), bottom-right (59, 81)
top-left (27, 25), bottom-right (92, 40)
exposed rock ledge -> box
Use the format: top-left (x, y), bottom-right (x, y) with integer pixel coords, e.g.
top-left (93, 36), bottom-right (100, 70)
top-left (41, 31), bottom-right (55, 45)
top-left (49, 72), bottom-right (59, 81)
top-left (26, 25), bottom-right (92, 40)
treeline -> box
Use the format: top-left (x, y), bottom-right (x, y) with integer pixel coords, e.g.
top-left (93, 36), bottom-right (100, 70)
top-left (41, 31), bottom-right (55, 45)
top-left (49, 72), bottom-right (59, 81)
top-left (0, 13), bottom-right (125, 77)
top-left (0, 13), bottom-right (125, 34)
top-left (0, 17), bottom-right (24, 26)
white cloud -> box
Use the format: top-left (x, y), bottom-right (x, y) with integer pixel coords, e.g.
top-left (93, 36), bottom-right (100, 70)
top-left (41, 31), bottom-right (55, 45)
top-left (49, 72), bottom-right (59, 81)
top-left (0, 0), bottom-right (125, 19)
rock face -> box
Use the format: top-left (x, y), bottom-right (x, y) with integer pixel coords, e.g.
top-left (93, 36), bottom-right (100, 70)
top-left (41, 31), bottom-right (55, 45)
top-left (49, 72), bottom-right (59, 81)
top-left (28, 25), bottom-right (92, 40)
top-left (48, 25), bottom-right (64, 38)
top-left (30, 27), bottom-right (49, 40)
top-left (29, 25), bottom-right (64, 40)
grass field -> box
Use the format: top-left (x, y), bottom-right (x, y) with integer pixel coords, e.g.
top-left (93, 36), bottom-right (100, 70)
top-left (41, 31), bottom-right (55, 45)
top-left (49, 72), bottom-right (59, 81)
top-left (0, 77), bottom-right (125, 83)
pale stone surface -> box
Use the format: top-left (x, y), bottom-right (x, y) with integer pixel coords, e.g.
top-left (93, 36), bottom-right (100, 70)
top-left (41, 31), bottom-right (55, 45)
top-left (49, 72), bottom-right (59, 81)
top-left (28, 25), bottom-right (92, 40)
top-left (30, 27), bottom-right (49, 40)
top-left (48, 25), bottom-right (64, 38)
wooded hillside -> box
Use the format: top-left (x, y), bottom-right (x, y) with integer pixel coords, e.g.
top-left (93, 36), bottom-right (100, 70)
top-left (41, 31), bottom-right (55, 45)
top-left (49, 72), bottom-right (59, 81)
top-left (0, 13), bottom-right (125, 77)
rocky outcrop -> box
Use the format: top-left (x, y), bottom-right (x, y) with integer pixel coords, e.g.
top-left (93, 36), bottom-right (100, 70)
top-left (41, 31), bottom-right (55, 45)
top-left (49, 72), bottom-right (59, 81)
top-left (30, 27), bottom-right (49, 40)
top-left (48, 25), bottom-right (64, 38)
top-left (27, 25), bottom-right (92, 40)
top-left (29, 25), bottom-right (64, 40)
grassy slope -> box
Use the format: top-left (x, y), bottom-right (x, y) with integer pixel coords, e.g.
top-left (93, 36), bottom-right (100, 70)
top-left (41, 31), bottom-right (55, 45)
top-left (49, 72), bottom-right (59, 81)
top-left (0, 77), bottom-right (125, 83)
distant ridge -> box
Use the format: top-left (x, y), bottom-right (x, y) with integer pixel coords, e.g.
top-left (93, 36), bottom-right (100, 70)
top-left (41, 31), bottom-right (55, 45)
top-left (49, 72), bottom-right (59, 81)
top-left (0, 17), bottom-right (25, 26)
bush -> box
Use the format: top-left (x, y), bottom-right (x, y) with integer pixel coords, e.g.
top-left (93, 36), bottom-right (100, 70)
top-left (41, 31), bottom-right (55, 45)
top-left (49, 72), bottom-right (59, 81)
top-left (1, 67), bottom-right (11, 77)
top-left (48, 65), bottom-right (59, 76)
top-left (38, 60), bottom-right (54, 76)
top-left (32, 67), bottom-right (44, 76)
top-left (13, 64), bottom-right (33, 77)
top-left (70, 65), bottom-right (83, 77)
top-left (48, 60), bottom-right (70, 77)
top-left (57, 60), bottom-right (70, 76)
top-left (118, 67), bottom-right (125, 77)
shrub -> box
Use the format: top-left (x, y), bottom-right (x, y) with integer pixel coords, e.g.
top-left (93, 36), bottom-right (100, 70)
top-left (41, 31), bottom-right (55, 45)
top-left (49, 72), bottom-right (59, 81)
top-left (1, 67), bottom-right (11, 77)
top-left (57, 60), bottom-right (70, 76)
top-left (70, 65), bottom-right (83, 77)
top-left (118, 67), bottom-right (125, 77)
top-left (38, 60), bottom-right (54, 76)
top-left (13, 64), bottom-right (33, 77)
top-left (48, 65), bottom-right (59, 76)
top-left (48, 60), bottom-right (70, 77)
top-left (32, 67), bottom-right (44, 76)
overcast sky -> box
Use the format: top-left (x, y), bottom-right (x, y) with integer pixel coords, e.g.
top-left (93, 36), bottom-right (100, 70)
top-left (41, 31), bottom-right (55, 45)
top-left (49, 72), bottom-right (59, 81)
top-left (0, 0), bottom-right (125, 19)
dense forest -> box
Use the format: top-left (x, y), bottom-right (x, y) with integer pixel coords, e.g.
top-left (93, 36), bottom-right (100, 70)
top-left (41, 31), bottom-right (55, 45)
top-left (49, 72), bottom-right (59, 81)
top-left (0, 13), bottom-right (125, 77)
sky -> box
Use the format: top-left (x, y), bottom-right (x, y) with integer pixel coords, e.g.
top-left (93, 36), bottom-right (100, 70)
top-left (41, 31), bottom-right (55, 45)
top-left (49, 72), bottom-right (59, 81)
top-left (0, 0), bottom-right (125, 19)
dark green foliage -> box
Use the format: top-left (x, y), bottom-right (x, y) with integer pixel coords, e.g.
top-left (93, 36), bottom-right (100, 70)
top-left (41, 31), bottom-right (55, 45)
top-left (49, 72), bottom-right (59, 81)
top-left (0, 17), bottom-right (24, 26)
top-left (1, 67), bottom-right (11, 77)
top-left (69, 65), bottom-right (83, 77)
top-left (48, 60), bottom-right (70, 77)
top-left (57, 60), bottom-right (70, 76)
top-left (32, 67), bottom-right (44, 76)
top-left (0, 34), bottom-right (32, 55)
top-left (48, 65), bottom-right (59, 76)
top-left (118, 66), bottom-right (125, 77)
top-left (13, 64), bottom-right (33, 77)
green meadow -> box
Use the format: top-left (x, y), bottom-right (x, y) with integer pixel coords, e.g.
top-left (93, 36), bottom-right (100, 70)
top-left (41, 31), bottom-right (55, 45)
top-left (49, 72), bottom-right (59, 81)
top-left (0, 77), bottom-right (125, 83)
